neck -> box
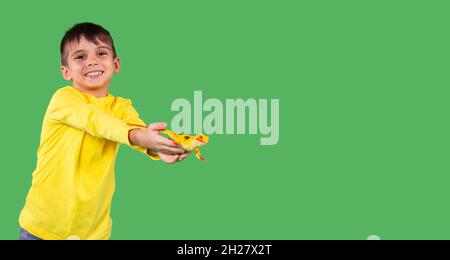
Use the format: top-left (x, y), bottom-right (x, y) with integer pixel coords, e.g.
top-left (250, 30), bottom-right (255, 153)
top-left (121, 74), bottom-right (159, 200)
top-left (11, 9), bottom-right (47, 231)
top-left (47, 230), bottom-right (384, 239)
top-left (73, 83), bottom-right (109, 98)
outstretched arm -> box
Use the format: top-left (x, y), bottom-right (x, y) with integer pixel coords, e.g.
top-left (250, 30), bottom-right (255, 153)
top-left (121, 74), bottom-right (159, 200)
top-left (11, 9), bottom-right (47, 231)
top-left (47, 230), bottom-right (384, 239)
top-left (129, 125), bottom-right (189, 164)
top-left (128, 122), bottom-right (185, 155)
top-left (122, 103), bottom-right (189, 163)
top-left (47, 88), bottom-right (139, 145)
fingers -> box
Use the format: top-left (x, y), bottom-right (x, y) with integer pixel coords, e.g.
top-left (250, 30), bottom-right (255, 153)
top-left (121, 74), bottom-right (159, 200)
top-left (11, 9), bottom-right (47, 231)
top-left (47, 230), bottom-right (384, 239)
top-left (158, 151), bottom-right (190, 164)
top-left (167, 154), bottom-right (180, 163)
top-left (158, 153), bottom-right (179, 164)
top-left (159, 146), bottom-right (186, 155)
top-left (153, 134), bottom-right (180, 148)
top-left (178, 152), bottom-right (190, 161)
top-left (148, 122), bottom-right (167, 131)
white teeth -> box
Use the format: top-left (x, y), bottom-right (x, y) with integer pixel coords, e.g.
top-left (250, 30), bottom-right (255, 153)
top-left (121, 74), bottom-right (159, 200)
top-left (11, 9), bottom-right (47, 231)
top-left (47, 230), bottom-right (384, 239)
top-left (85, 71), bottom-right (103, 77)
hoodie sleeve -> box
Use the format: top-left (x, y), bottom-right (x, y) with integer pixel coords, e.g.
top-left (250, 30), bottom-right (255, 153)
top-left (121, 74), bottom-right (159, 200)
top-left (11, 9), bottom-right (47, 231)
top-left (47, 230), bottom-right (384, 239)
top-left (46, 88), bottom-right (159, 160)
top-left (121, 100), bottom-right (160, 160)
top-left (46, 88), bottom-right (137, 145)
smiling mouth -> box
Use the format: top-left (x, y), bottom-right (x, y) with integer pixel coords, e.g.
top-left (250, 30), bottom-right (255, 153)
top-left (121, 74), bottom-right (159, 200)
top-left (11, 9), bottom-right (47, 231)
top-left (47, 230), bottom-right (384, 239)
top-left (84, 70), bottom-right (104, 78)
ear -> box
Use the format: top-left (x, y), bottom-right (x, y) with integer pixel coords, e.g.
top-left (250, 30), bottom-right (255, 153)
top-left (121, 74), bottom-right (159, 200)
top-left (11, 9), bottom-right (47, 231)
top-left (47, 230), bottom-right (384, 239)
top-left (113, 57), bottom-right (121, 73)
top-left (61, 65), bottom-right (72, 81)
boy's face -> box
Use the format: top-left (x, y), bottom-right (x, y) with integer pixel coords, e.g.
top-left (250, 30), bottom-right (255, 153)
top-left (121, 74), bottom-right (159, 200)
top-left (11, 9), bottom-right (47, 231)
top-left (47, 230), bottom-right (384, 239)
top-left (61, 36), bottom-right (120, 96)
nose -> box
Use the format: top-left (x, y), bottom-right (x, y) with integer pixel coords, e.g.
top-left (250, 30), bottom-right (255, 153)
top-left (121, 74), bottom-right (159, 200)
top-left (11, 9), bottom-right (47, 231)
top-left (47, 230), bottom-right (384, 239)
top-left (87, 57), bottom-right (99, 66)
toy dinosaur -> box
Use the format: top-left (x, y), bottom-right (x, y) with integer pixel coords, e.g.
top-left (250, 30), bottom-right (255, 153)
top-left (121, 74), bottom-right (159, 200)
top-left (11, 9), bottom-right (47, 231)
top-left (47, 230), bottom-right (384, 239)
top-left (127, 124), bottom-right (209, 161)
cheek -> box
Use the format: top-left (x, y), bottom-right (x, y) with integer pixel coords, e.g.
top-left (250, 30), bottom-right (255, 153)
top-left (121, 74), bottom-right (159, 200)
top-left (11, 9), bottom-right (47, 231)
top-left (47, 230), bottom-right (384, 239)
top-left (107, 64), bottom-right (118, 74)
top-left (70, 63), bottom-right (84, 74)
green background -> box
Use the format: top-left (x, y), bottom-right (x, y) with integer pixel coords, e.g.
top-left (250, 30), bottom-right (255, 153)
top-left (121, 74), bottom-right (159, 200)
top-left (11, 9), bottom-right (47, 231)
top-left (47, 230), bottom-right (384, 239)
top-left (1, 0), bottom-right (449, 240)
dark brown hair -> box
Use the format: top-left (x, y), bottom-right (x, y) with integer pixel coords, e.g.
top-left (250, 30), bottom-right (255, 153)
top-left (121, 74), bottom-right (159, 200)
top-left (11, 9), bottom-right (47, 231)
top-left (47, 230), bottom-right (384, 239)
top-left (60, 22), bottom-right (117, 66)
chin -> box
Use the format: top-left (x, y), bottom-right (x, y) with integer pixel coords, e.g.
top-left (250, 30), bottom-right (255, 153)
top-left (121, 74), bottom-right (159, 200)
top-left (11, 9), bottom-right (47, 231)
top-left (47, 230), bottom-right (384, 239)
top-left (86, 83), bottom-right (107, 89)
top-left (82, 79), bottom-right (108, 88)
top-left (74, 82), bottom-right (107, 92)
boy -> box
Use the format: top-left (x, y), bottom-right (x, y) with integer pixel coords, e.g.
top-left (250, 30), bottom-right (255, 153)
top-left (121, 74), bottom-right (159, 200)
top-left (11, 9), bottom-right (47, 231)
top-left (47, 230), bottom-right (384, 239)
top-left (19, 22), bottom-right (188, 240)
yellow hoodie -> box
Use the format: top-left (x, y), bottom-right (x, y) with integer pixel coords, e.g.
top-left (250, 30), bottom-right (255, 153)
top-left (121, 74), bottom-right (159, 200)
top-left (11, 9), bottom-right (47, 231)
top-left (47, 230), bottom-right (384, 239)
top-left (19, 86), bottom-right (158, 240)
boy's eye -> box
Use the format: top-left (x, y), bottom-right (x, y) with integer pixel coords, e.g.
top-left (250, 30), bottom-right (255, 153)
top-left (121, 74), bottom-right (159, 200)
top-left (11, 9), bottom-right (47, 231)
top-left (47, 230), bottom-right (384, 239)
top-left (75, 55), bottom-right (85, 60)
top-left (98, 51), bottom-right (108, 56)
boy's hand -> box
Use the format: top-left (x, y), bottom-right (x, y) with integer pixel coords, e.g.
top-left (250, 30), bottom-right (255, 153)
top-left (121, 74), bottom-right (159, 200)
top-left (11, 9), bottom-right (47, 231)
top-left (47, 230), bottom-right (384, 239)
top-left (129, 122), bottom-right (185, 155)
top-left (158, 151), bottom-right (190, 164)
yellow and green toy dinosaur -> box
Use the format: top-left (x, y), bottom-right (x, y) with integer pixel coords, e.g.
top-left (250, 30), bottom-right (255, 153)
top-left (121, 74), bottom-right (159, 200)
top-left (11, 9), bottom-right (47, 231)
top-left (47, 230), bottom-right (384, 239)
top-left (160, 130), bottom-right (209, 161)
top-left (127, 124), bottom-right (209, 161)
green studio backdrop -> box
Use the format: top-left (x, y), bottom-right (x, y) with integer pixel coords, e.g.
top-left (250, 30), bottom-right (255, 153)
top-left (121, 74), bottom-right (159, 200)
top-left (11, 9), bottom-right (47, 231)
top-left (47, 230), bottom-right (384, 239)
top-left (1, 0), bottom-right (449, 239)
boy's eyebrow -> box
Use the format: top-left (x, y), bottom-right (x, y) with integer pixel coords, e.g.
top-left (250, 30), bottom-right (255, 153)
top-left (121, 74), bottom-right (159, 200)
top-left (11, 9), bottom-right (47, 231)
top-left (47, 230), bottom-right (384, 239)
top-left (70, 46), bottom-right (112, 57)
top-left (96, 45), bottom-right (112, 51)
